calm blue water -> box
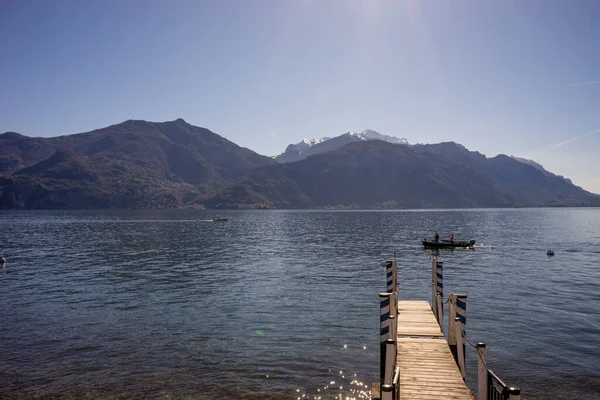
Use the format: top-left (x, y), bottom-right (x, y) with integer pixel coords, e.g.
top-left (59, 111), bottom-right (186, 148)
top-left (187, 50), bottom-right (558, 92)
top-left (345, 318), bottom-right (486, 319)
top-left (1, 209), bottom-right (599, 399)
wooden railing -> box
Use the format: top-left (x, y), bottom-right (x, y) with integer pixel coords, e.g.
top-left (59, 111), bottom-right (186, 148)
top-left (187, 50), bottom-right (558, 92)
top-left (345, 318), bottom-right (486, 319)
top-left (431, 257), bottom-right (522, 400)
top-left (379, 256), bottom-right (399, 400)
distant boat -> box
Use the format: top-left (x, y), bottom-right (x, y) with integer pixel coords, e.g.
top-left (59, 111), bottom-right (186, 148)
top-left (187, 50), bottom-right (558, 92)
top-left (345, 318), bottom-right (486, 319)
top-left (422, 238), bottom-right (475, 248)
top-left (547, 249), bottom-right (554, 256)
top-left (212, 216), bottom-right (229, 222)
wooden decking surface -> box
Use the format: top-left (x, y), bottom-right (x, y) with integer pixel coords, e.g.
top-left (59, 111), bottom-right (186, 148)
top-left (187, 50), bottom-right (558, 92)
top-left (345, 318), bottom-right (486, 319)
top-left (396, 301), bottom-right (474, 400)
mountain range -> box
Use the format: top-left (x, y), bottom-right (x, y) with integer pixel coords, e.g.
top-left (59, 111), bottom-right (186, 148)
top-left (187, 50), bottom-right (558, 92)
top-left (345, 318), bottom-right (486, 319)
top-left (205, 140), bottom-right (600, 208)
top-left (0, 119), bottom-right (274, 208)
top-left (1, 119), bottom-right (598, 209)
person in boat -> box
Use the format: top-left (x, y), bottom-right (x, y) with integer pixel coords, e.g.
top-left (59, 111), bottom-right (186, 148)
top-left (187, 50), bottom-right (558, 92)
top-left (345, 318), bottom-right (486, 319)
top-left (450, 233), bottom-right (454, 242)
top-left (434, 232), bottom-right (439, 242)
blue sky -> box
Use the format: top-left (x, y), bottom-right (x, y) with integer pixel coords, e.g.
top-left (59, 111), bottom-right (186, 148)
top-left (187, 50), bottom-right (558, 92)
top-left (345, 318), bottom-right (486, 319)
top-left (2, 0), bottom-right (600, 193)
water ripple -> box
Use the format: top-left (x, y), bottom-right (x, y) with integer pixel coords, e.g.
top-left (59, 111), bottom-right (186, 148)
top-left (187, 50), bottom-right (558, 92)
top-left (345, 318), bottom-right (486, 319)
top-left (1, 208), bottom-right (600, 399)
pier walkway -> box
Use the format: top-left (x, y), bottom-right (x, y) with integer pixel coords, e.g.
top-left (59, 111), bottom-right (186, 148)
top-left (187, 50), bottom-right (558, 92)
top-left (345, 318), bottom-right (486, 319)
top-left (374, 257), bottom-right (520, 400)
top-left (396, 300), bottom-right (474, 400)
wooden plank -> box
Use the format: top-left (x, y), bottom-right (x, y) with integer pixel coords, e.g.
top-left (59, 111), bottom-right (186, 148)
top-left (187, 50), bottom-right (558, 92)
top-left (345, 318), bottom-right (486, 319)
top-left (394, 301), bottom-right (474, 400)
top-left (398, 301), bottom-right (432, 310)
top-left (397, 300), bottom-right (444, 338)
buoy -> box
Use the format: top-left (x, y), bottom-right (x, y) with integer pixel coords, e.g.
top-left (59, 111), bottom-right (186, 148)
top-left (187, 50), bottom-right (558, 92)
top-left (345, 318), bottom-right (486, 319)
top-left (547, 249), bottom-right (554, 256)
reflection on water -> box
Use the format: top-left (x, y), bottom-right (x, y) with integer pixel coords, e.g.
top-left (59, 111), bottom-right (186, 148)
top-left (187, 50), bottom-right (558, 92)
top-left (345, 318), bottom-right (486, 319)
top-left (1, 208), bottom-right (600, 399)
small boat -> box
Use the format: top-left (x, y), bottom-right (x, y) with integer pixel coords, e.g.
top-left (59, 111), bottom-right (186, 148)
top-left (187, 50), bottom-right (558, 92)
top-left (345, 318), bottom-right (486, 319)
top-left (212, 216), bottom-right (229, 222)
top-left (547, 249), bottom-right (554, 256)
top-left (422, 238), bottom-right (475, 248)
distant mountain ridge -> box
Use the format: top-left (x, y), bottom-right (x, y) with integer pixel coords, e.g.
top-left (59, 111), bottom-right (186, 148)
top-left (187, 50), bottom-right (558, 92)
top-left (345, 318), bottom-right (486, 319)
top-left (205, 140), bottom-right (600, 209)
top-left (1, 119), bottom-right (597, 209)
top-left (0, 119), bottom-right (275, 208)
top-left (512, 156), bottom-right (574, 185)
top-left (274, 129), bottom-right (408, 163)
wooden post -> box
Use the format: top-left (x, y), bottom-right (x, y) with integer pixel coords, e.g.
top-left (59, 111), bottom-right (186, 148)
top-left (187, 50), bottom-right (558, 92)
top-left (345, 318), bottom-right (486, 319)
top-left (448, 294), bottom-right (457, 361)
top-left (431, 259), bottom-right (443, 325)
top-left (392, 366), bottom-right (400, 400)
top-left (379, 340), bottom-right (386, 392)
top-left (381, 384), bottom-right (394, 400)
top-left (385, 260), bottom-right (395, 294)
top-left (379, 292), bottom-right (392, 388)
top-left (385, 338), bottom-right (396, 384)
top-left (454, 317), bottom-right (465, 381)
top-left (380, 338), bottom-right (396, 400)
top-left (436, 294), bottom-right (443, 333)
top-left (393, 252), bottom-right (398, 294)
top-left (449, 293), bottom-right (467, 366)
top-left (380, 293), bottom-right (392, 341)
top-left (456, 293), bottom-right (467, 372)
top-left (435, 261), bottom-right (443, 331)
top-left (383, 257), bottom-right (398, 318)
top-left (477, 343), bottom-right (487, 400)
top-left (389, 314), bottom-right (396, 342)
top-left (508, 387), bottom-right (521, 400)
top-left (431, 258), bottom-right (437, 320)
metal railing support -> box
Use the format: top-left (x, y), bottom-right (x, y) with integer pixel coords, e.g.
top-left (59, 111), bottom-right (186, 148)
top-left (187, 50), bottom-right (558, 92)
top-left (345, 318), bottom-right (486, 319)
top-left (476, 342), bottom-right (487, 400)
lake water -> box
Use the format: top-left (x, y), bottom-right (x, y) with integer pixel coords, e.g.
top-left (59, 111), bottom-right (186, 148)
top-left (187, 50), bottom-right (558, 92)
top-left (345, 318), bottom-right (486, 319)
top-left (1, 209), bottom-right (599, 399)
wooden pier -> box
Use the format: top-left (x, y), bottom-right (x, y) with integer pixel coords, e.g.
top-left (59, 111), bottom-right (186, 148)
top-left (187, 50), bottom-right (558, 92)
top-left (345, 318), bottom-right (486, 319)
top-left (374, 257), bottom-right (520, 400)
top-left (396, 301), bottom-right (474, 400)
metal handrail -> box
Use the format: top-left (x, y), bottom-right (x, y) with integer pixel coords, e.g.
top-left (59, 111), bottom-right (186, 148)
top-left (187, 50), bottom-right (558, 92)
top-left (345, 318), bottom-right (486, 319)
top-left (488, 369), bottom-right (508, 389)
top-left (488, 369), bottom-right (510, 400)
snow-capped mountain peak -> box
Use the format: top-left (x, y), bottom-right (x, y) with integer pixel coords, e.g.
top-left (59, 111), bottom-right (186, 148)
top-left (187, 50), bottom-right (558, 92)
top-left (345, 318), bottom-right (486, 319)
top-left (299, 138), bottom-right (323, 147)
top-left (357, 129), bottom-right (408, 144)
top-left (281, 138), bottom-right (323, 156)
top-left (274, 129), bottom-right (409, 163)
top-left (302, 138), bottom-right (321, 145)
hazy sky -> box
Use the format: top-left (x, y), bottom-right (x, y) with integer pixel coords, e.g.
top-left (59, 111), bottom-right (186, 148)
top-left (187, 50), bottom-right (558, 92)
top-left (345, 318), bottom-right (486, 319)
top-left (2, 1), bottom-right (600, 193)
